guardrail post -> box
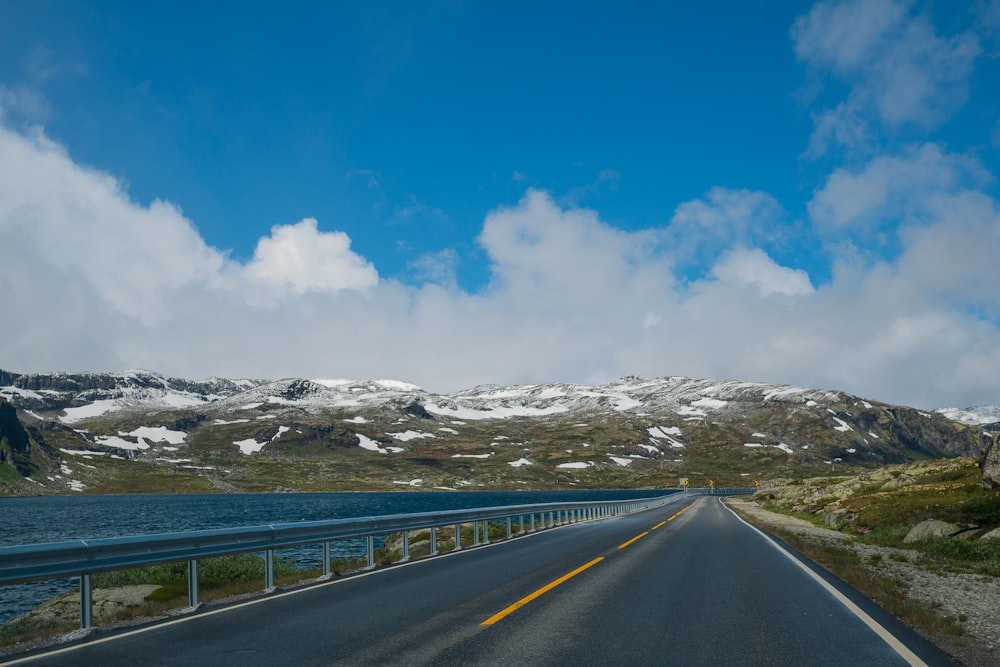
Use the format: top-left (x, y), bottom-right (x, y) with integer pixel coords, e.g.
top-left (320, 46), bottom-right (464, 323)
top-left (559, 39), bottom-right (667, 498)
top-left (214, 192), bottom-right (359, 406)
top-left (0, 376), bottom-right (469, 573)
top-left (519, 515), bottom-right (525, 534)
top-left (453, 523), bottom-right (462, 551)
top-left (401, 530), bottom-right (410, 561)
top-left (265, 549), bottom-right (275, 591)
top-left (529, 514), bottom-right (536, 532)
top-left (188, 559), bottom-right (199, 608)
top-left (430, 527), bottom-right (438, 555)
top-left (80, 573), bottom-right (93, 629)
top-left (474, 521), bottom-right (480, 546)
top-left (506, 517), bottom-right (512, 539)
top-left (323, 541), bottom-right (332, 577)
top-left (483, 521), bottom-right (490, 545)
top-left (366, 535), bottom-right (375, 569)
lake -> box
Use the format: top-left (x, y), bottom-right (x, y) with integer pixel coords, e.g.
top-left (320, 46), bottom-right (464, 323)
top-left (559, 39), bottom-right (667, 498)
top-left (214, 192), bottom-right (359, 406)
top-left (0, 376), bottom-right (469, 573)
top-left (1, 489), bottom-right (667, 625)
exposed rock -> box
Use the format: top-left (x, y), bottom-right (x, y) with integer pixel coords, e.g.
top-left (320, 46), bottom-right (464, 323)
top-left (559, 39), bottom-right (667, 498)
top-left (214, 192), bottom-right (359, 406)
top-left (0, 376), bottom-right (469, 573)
top-left (903, 519), bottom-right (962, 543)
top-left (979, 431), bottom-right (1000, 490)
top-left (404, 401), bottom-right (435, 421)
top-left (979, 527), bottom-right (1000, 540)
top-left (824, 511), bottom-right (856, 529)
top-left (11, 585), bottom-right (163, 627)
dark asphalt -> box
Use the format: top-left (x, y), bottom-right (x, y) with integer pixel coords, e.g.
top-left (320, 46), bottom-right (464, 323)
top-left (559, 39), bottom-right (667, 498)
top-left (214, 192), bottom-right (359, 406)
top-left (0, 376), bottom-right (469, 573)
top-left (3, 497), bottom-right (959, 666)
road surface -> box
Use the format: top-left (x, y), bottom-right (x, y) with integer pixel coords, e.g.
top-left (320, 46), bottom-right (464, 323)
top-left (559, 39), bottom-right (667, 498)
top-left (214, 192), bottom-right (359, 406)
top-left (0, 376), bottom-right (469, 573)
top-left (3, 496), bottom-right (958, 666)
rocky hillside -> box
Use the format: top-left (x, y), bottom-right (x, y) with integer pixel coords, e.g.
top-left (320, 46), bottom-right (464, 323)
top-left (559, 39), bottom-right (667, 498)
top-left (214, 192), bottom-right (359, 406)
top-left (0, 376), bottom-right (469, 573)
top-left (0, 370), bottom-right (989, 495)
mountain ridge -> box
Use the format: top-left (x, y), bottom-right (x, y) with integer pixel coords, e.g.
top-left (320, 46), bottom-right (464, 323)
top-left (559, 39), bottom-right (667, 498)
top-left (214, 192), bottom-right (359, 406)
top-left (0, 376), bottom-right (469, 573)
top-left (0, 369), bottom-right (991, 496)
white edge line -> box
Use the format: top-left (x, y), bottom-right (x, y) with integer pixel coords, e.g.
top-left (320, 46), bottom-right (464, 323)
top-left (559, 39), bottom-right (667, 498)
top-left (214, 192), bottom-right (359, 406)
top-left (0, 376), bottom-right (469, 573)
top-left (723, 502), bottom-right (929, 667)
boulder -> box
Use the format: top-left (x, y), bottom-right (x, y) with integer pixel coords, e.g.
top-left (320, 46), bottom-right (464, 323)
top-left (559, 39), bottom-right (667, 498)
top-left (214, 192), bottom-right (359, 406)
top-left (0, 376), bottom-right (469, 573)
top-left (980, 431), bottom-right (1000, 490)
top-left (903, 519), bottom-right (962, 543)
top-left (979, 527), bottom-right (1000, 541)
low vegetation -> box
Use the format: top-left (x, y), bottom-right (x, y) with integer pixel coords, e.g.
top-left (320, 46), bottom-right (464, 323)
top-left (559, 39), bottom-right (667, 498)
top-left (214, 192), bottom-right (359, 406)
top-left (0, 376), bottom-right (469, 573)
top-left (737, 458), bottom-right (1000, 663)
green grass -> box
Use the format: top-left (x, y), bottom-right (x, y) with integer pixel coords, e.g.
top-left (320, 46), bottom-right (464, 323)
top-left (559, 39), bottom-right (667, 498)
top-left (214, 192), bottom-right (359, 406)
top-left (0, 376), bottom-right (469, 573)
top-left (94, 553), bottom-right (310, 602)
top-left (907, 537), bottom-right (1000, 577)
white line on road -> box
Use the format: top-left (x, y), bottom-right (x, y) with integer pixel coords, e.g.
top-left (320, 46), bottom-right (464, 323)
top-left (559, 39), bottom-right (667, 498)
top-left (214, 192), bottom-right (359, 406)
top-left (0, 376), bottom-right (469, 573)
top-left (723, 501), bottom-right (929, 667)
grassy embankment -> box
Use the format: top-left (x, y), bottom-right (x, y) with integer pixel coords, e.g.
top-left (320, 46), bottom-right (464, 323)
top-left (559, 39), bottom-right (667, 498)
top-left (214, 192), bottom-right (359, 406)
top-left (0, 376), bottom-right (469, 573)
top-left (746, 458), bottom-right (1000, 637)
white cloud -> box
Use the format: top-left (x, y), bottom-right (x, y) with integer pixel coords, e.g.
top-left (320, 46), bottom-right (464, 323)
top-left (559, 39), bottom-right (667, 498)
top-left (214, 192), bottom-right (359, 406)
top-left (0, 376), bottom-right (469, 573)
top-left (0, 122), bottom-right (228, 324)
top-left (710, 248), bottom-right (815, 297)
top-left (244, 218), bottom-right (378, 295)
top-left (808, 143), bottom-right (987, 233)
top-left (0, 85), bottom-right (50, 123)
top-left (1, 119), bottom-right (1000, 410)
top-left (408, 249), bottom-right (459, 287)
top-left (793, 0), bottom-right (982, 151)
top-left (666, 187), bottom-right (787, 272)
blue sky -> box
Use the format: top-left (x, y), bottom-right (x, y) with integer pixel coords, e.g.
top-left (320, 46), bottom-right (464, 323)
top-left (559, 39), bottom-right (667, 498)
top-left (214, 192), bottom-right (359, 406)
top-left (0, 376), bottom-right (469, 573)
top-left (1, 0), bottom-right (999, 409)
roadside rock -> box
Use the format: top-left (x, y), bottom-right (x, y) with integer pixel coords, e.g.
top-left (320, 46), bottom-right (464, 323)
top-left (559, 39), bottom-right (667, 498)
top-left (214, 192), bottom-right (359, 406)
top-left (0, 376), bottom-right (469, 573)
top-left (980, 527), bottom-right (1000, 540)
top-left (980, 431), bottom-right (1000, 490)
top-left (903, 519), bottom-right (962, 543)
top-left (11, 585), bottom-right (162, 627)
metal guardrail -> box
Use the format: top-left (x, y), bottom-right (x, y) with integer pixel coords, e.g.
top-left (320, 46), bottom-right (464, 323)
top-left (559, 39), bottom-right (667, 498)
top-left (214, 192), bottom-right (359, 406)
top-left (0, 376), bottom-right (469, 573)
top-left (1, 491), bottom-right (737, 630)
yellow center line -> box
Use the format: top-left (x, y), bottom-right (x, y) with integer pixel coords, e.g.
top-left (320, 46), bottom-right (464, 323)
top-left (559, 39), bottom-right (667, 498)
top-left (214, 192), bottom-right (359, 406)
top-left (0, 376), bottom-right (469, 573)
top-left (481, 557), bottom-right (605, 625)
top-left (482, 498), bottom-right (700, 627)
top-left (667, 499), bottom-right (699, 521)
top-left (617, 531), bottom-right (649, 549)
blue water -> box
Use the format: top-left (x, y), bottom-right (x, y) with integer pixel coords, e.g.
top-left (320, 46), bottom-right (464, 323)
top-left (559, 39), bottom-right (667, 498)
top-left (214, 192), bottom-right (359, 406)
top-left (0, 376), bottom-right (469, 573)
top-left (1, 489), bottom-right (667, 625)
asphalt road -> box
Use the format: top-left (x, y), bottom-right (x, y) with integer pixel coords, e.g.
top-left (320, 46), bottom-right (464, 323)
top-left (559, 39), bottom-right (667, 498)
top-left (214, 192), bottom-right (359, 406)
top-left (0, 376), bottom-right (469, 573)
top-left (4, 496), bottom-right (959, 666)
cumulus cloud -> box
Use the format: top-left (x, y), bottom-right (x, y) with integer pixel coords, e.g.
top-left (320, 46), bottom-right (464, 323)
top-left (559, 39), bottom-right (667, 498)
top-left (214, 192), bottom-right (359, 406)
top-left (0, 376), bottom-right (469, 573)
top-left (793, 0), bottom-right (982, 153)
top-left (1, 117), bottom-right (1000, 409)
top-left (244, 218), bottom-right (378, 295)
top-left (808, 143), bottom-right (988, 233)
top-left (666, 187), bottom-right (787, 276)
top-left (0, 123), bottom-right (228, 324)
top-left (710, 248), bottom-right (815, 296)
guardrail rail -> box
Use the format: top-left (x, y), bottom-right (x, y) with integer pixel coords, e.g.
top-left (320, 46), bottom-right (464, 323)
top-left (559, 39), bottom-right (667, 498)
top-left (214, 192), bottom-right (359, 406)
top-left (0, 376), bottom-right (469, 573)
top-left (0, 488), bottom-right (753, 630)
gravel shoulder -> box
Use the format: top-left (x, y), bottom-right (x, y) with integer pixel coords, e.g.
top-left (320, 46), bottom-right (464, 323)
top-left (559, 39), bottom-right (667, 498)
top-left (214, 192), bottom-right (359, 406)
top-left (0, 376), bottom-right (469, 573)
top-left (726, 498), bottom-right (999, 667)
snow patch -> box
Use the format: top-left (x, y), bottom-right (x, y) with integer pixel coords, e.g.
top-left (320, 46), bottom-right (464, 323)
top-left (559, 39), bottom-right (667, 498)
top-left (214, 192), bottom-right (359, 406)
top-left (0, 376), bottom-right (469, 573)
top-left (356, 434), bottom-right (403, 454)
top-left (61, 400), bottom-right (121, 423)
top-left (451, 453), bottom-right (493, 459)
top-left (556, 461), bottom-right (593, 469)
top-left (608, 456), bottom-right (632, 467)
top-left (60, 448), bottom-right (107, 457)
top-left (233, 425), bottom-right (290, 455)
top-left (125, 426), bottom-right (187, 445)
top-left (832, 417), bottom-right (853, 432)
top-left (648, 425), bottom-right (682, 439)
top-left (423, 401), bottom-right (569, 420)
top-left (95, 435), bottom-right (149, 451)
top-left (388, 430), bottom-right (436, 442)
top-left (743, 443), bottom-right (764, 448)
top-left (507, 458), bottom-right (533, 467)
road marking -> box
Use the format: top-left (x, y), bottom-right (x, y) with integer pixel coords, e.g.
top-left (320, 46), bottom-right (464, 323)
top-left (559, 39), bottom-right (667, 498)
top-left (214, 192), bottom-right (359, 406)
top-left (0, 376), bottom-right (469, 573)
top-left (617, 531), bottom-right (649, 549)
top-left (481, 557), bottom-right (605, 625)
top-left (667, 500), bottom-right (698, 521)
top-left (0, 524), bottom-right (567, 666)
top-left (651, 521), bottom-right (667, 530)
top-left (724, 503), bottom-right (929, 667)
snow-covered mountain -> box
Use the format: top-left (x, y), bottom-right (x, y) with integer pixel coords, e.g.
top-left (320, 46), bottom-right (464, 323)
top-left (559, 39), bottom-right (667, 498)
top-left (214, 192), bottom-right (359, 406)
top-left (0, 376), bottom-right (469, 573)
top-left (0, 369), bottom-right (990, 496)
top-left (935, 405), bottom-right (1000, 430)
